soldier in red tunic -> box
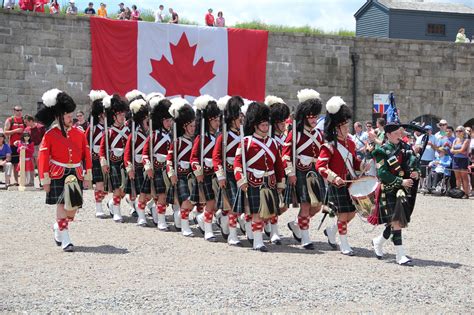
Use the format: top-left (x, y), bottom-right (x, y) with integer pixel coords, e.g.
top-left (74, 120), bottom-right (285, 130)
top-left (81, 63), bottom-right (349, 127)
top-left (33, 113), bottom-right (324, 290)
top-left (316, 96), bottom-right (366, 256)
top-left (190, 95), bottom-right (221, 242)
top-left (100, 94), bottom-right (129, 223)
top-left (283, 89), bottom-right (325, 250)
top-left (213, 95), bottom-right (244, 246)
top-left (167, 98), bottom-right (197, 237)
top-left (84, 90), bottom-right (108, 218)
top-left (36, 89), bottom-right (92, 252)
top-left (233, 102), bottom-right (286, 252)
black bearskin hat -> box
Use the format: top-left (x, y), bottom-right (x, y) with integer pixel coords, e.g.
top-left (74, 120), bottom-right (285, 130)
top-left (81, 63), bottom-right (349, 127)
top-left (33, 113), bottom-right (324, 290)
top-left (194, 95), bottom-right (221, 136)
top-left (36, 89), bottom-right (76, 127)
top-left (218, 95), bottom-right (244, 126)
top-left (295, 89), bottom-right (323, 132)
top-left (169, 98), bottom-right (196, 137)
top-left (243, 102), bottom-right (270, 136)
top-left (89, 90), bottom-right (108, 126)
top-left (265, 95), bottom-right (289, 125)
top-left (125, 89), bottom-right (146, 104)
top-left (324, 96), bottom-right (352, 143)
top-left (150, 97), bottom-right (172, 131)
top-left (104, 94), bottom-right (129, 115)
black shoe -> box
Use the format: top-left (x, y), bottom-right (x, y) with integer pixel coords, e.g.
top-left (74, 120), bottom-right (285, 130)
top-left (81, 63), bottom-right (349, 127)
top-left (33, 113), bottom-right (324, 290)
top-left (255, 246), bottom-right (268, 252)
top-left (324, 230), bottom-right (338, 250)
top-left (271, 239), bottom-right (282, 245)
top-left (175, 226), bottom-right (182, 232)
top-left (303, 243), bottom-right (315, 250)
top-left (205, 236), bottom-right (217, 242)
top-left (287, 222), bottom-right (302, 243)
top-left (62, 244), bottom-right (74, 252)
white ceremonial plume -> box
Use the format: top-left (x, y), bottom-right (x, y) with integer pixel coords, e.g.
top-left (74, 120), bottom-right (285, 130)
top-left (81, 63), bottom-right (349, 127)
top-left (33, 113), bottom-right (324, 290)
top-left (193, 94), bottom-right (216, 111)
top-left (217, 95), bottom-right (231, 111)
top-left (42, 89), bottom-right (62, 107)
top-left (103, 95), bottom-right (112, 109)
top-left (169, 97), bottom-right (188, 118)
top-left (326, 96), bottom-right (345, 114)
top-left (264, 95), bottom-right (285, 106)
top-left (125, 89), bottom-right (145, 102)
top-left (130, 99), bottom-right (147, 114)
top-left (149, 95), bottom-right (165, 109)
top-left (146, 92), bottom-right (164, 103)
top-left (88, 90), bottom-right (108, 102)
top-left (297, 89), bottom-right (321, 103)
top-left (241, 104), bottom-right (249, 116)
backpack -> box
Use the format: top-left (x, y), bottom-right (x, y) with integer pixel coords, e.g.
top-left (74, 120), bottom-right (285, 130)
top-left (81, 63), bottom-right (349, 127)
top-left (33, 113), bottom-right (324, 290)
top-left (446, 188), bottom-right (465, 199)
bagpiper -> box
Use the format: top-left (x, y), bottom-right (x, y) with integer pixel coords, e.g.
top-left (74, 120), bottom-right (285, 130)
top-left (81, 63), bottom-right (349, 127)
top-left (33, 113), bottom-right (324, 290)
top-left (100, 94), bottom-right (129, 223)
top-left (316, 96), bottom-right (365, 255)
top-left (371, 123), bottom-right (420, 266)
top-left (141, 93), bottom-right (173, 231)
top-left (36, 89), bottom-right (92, 252)
top-left (283, 89), bottom-right (325, 250)
top-left (233, 102), bottom-right (286, 252)
top-left (85, 90), bottom-right (109, 219)
top-left (213, 95), bottom-right (244, 246)
top-left (124, 96), bottom-right (149, 226)
top-left (167, 98), bottom-right (197, 237)
top-left (191, 95), bottom-right (221, 242)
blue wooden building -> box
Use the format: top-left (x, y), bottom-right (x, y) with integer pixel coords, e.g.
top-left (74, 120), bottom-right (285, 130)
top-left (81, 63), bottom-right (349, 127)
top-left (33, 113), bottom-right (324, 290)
top-left (354, 0), bottom-right (474, 42)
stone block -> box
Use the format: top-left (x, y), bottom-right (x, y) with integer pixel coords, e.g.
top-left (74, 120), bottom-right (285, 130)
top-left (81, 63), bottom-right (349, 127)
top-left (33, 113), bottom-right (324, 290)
top-left (40, 47), bottom-right (71, 58)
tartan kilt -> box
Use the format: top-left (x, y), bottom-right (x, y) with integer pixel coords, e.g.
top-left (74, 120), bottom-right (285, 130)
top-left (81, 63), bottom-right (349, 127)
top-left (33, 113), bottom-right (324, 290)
top-left (125, 166), bottom-right (145, 195)
top-left (377, 188), bottom-right (413, 225)
top-left (92, 158), bottom-right (104, 184)
top-left (190, 173), bottom-right (216, 203)
top-left (173, 173), bottom-right (193, 205)
top-left (141, 166), bottom-right (169, 195)
top-left (327, 183), bottom-right (355, 213)
top-left (109, 161), bottom-right (124, 191)
top-left (295, 168), bottom-right (326, 205)
top-left (46, 168), bottom-right (83, 205)
top-left (217, 171), bottom-right (238, 211)
top-left (232, 177), bottom-right (279, 215)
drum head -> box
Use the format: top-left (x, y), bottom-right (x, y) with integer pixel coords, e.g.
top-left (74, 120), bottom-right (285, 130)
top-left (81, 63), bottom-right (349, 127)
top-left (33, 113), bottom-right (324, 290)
top-left (348, 176), bottom-right (379, 197)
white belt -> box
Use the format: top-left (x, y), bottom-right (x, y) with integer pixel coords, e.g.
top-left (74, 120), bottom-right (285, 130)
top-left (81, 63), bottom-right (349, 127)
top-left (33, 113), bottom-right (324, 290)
top-left (204, 158), bottom-right (213, 167)
top-left (112, 148), bottom-right (124, 157)
top-left (299, 155), bottom-right (315, 166)
top-left (51, 159), bottom-right (81, 168)
top-left (247, 167), bottom-right (275, 178)
top-left (154, 153), bottom-right (167, 163)
top-left (226, 157), bottom-right (235, 164)
top-left (179, 161), bottom-right (190, 169)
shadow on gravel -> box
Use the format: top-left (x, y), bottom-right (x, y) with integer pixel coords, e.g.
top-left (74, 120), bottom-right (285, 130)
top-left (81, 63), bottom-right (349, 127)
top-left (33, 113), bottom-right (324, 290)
top-left (411, 258), bottom-right (465, 269)
top-left (73, 245), bottom-right (129, 255)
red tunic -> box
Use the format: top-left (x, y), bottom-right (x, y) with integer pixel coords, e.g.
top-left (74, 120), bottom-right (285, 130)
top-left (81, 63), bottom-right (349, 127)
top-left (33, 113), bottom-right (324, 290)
top-left (84, 123), bottom-right (104, 160)
top-left (124, 127), bottom-right (147, 171)
top-left (191, 133), bottom-right (218, 176)
top-left (282, 128), bottom-right (324, 174)
top-left (166, 136), bottom-right (194, 176)
top-left (234, 134), bottom-right (285, 188)
top-left (99, 124), bottom-right (130, 165)
top-left (316, 137), bottom-right (362, 183)
top-left (212, 129), bottom-right (240, 180)
top-left (38, 126), bottom-right (92, 184)
top-left (142, 130), bottom-right (171, 170)
top-left (272, 131), bottom-right (287, 153)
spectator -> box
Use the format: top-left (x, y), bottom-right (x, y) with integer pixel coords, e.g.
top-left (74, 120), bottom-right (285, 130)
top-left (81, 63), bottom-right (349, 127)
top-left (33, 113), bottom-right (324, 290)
top-left (154, 4), bottom-right (165, 22)
top-left (4, 106), bottom-right (25, 185)
top-left (84, 2), bottom-right (95, 15)
top-left (19, 0), bottom-right (34, 11)
top-left (118, 2), bottom-right (125, 15)
top-left (24, 115), bottom-right (45, 175)
top-left (74, 111), bottom-right (88, 132)
top-left (49, 0), bottom-right (59, 14)
top-left (455, 28), bottom-right (468, 43)
top-left (351, 121), bottom-right (368, 159)
top-left (417, 125), bottom-right (437, 189)
top-left (118, 6), bottom-right (131, 20)
top-left (169, 8), bottom-right (178, 24)
top-left (5, 0), bottom-right (15, 10)
top-left (0, 130), bottom-right (13, 187)
top-left (33, 0), bottom-right (45, 12)
top-left (14, 131), bottom-right (35, 187)
top-left (130, 4), bottom-right (140, 20)
top-left (205, 8), bottom-right (215, 26)
top-left (435, 119), bottom-right (449, 156)
top-left (216, 11), bottom-right (225, 27)
top-left (97, 2), bottom-right (107, 17)
top-left (66, 0), bottom-right (77, 15)
top-left (427, 147), bottom-right (451, 192)
top-left (467, 127), bottom-right (474, 196)
top-left (374, 117), bottom-right (385, 148)
top-left (451, 126), bottom-right (471, 198)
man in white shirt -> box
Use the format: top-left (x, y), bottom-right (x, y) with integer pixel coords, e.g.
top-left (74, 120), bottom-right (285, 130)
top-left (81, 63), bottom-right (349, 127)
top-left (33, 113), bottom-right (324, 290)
top-left (351, 121), bottom-right (368, 159)
top-left (154, 4), bottom-right (164, 22)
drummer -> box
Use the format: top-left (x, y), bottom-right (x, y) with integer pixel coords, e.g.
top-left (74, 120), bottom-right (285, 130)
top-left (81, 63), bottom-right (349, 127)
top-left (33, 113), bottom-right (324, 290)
top-left (316, 97), bottom-right (366, 256)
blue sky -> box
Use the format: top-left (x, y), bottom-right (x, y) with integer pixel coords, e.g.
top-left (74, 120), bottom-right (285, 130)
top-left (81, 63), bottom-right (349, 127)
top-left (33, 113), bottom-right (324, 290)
top-left (65, 0), bottom-right (474, 31)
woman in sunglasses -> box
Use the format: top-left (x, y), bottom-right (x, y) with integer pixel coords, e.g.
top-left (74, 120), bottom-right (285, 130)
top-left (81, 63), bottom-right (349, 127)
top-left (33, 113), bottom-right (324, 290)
top-left (451, 126), bottom-right (471, 198)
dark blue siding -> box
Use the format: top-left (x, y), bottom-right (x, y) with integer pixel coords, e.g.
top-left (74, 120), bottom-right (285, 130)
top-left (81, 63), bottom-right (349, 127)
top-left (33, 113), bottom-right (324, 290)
top-left (389, 11), bottom-right (474, 42)
top-left (356, 3), bottom-right (390, 38)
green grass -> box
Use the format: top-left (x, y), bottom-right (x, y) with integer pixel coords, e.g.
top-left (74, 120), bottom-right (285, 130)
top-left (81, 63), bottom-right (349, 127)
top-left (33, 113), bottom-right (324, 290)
top-left (233, 21), bottom-right (354, 37)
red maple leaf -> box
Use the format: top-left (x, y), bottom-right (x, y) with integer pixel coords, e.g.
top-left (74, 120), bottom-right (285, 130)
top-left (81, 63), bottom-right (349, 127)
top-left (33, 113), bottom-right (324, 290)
top-left (149, 33), bottom-right (216, 97)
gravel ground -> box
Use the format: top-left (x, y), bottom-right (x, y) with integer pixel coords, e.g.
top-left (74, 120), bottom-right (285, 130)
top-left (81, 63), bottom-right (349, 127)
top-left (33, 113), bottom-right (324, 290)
top-left (0, 186), bottom-right (472, 313)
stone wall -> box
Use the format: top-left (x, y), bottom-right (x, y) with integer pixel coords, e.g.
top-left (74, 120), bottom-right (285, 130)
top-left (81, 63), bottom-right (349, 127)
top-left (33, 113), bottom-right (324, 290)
top-left (0, 9), bottom-right (473, 128)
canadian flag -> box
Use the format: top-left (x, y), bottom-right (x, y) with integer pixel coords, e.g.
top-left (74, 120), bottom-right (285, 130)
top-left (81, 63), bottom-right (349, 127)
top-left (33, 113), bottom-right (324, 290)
top-left (91, 18), bottom-right (268, 101)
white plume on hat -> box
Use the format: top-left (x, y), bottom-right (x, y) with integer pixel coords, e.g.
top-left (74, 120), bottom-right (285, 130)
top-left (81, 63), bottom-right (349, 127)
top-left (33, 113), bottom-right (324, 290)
top-left (42, 89), bottom-right (62, 108)
top-left (149, 95), bottom-right (165, 109)
top-left (169, 97), bottom-right (188, 118)
top-left (193, 94), bottom-right (216, 111)
top-left (297, 89), bottom-right (321, 103)
top-left (146, 92), bottom-right (164, 103)
top-left (264, 95), bottom-right (285, 106)
top-left (130, 99), bottom-right (147, 114)
top-left (103, 95), bottom-right (112, 109)
top-left (125, 89), bottom-right (145, 102)
top-left (326, 96), bottom-right (345, 114)
top-left (88, 90), bottom-right (108, 102)
top-left (217, 95), bottom-right (231, 111)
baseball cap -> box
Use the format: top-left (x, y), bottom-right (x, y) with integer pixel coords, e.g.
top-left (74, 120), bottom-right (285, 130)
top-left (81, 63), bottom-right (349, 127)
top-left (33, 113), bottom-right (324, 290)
top-left (424, 125), bottom-right (432, 130)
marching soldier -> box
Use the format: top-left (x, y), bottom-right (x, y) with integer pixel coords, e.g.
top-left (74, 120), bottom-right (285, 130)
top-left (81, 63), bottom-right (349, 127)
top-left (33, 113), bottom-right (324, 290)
top-left (371, 123), bottom-right (419, 266)
top-left (37, 89), bottom-right (92, 252)
top-left (213, 95), bottom-right (244, 246)
top-left (283, 89), bottom-right (325, 250)
top-left (100, 94), bottom-right (130, 223)
top-left (85, 90), bottom-right (108, 218)
top-left (191, 95), bottom-right (221, 242)
top-left (167, 98), bottom-right (197, 237)
top-left (233, 102), bottom-right (286, 252)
